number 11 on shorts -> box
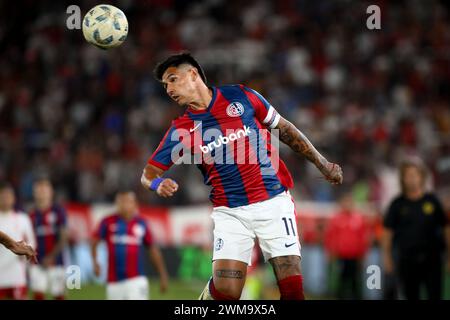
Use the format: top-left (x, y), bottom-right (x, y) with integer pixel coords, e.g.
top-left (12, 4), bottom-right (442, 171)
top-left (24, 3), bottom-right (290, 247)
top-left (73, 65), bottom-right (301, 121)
top-left (282, 217), bottom-right (296, 236)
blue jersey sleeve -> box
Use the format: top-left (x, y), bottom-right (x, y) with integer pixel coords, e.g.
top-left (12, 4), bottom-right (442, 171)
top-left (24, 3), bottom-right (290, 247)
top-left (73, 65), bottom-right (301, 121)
top-left (148, 123), bottom-right (181, 170)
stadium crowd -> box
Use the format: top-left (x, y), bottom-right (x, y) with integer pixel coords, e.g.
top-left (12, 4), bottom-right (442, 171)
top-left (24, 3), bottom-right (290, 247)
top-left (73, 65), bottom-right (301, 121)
top-left (0, 0), bottom-right (449, 214)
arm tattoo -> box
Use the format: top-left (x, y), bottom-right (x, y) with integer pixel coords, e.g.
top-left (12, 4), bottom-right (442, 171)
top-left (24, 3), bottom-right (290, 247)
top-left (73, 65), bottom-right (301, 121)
top-left (277, 118), bottom-right (328, 171)
top-left (215, 269), bottom-right (244, 279)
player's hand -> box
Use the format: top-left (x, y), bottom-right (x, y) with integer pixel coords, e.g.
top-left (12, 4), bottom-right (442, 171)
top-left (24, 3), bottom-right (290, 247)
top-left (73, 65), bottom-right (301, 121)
top-left (94, 261), bottom-right (101, 277)
top-left (10, 241), bottom-right (38, 263)
top-left (320, 162), bottom-right (343, 185)
top-left (159, 274), bottom-right (169, 293)
top-left (156, 179), bottom-right (179, 198)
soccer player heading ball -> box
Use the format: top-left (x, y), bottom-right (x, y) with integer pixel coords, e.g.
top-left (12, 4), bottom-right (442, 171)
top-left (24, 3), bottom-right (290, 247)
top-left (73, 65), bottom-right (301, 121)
top-left (141, 53), bottom-right (343, 300)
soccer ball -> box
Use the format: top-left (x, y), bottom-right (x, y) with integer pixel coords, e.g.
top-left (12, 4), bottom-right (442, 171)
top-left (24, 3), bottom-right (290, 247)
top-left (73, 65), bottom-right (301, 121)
top-left (82, 4), bottom-right (128, 49)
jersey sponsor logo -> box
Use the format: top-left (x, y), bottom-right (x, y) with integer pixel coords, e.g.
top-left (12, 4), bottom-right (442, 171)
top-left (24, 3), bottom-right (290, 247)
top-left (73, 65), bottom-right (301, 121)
top-left (166, 124), bottom-right (280, 173)
top-left (35, 225), bottom-right (57, 236)
top-left (110, 234), bottom-right (142, 245)
top-left (199, 125), bottom-right (251, 154)
top-left (226, 102), bottom-right (245, 117)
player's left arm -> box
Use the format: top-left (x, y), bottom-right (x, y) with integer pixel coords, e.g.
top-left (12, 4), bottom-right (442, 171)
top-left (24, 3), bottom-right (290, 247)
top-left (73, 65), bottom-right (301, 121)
top-left (241, 85), bottom-right (342, 184)
top-left (275, 117), bottom-right (343, 184)
top-left (148, 245), bottom-right (169, 293)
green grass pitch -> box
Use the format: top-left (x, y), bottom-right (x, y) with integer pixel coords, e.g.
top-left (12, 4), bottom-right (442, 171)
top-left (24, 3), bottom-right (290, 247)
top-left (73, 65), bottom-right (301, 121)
top-left (66, 278), bottom-right (206, 300)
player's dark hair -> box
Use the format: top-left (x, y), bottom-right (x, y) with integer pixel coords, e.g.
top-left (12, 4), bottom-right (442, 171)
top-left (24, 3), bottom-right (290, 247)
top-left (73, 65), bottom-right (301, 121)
top-left (153, 52), bottom-right (207, 84)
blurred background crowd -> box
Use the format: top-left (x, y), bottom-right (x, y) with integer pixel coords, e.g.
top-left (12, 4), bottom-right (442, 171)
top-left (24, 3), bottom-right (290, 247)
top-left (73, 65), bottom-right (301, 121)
top-left (1, 0), bottom-right (449, 209)
top-left (0, 0), bottom-right (449, 299)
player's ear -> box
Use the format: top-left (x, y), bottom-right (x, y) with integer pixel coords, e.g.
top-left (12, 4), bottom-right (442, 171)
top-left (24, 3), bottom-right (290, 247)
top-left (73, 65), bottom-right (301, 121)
top-left (190, 67), bottom-right (198, 82)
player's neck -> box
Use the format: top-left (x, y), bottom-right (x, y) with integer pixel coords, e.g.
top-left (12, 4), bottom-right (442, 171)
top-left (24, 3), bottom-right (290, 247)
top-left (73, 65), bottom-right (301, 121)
top-left (405, 188), bottom-right (424, 201)
top-left (36, 201), bottom-right (52, 211)
top-left (188, 86), bottom-right (212, 110)
top-left (119, 213), bottom-right (135, 221)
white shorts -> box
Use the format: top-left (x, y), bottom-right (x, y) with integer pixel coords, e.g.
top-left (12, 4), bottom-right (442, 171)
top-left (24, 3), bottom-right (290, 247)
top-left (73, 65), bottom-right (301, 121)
top-left (29, 265), bottom-right (66, 296)
top-left (212, 191), bottom-right (301, 264)
top-left (106, 276), bottom-right (149, 300)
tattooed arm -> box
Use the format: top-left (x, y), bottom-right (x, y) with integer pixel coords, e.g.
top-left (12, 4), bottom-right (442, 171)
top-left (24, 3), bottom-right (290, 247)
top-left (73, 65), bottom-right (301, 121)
top-left (276, 117), bottom-right (343, 184)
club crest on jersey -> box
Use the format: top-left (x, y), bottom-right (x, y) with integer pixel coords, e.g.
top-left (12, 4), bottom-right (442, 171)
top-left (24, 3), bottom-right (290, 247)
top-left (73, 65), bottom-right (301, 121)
top-left (46, 212), bottom-right (57, 224)
top-left (422, 202), bottom-right (434, 215)
top-left (226, 102), bottom-right (244, 117)
top-left (133, 224), bottom-right (145, 237)
top-left (215, 238), bottom-right (224, 251)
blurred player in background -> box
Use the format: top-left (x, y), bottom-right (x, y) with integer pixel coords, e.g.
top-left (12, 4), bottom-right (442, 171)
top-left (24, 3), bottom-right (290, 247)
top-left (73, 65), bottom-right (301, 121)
top-left (0, 182), bottom-right (36, 300)
top-left (91, 191), bottom-right (169, 300)
top-left (141, 53), bottom-right (343, 300)
top-left (0, 230), bottom-right (37, 262)
top-left (324, 192), bottom-right (370, 299)
top-left (382, 158), bottom-right (450, 299)
top-left (28, 178), bottom-right (68, 300)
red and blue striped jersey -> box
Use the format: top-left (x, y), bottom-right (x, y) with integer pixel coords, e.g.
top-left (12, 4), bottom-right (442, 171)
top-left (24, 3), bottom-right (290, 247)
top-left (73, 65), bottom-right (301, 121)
top-left (94, 214), bottom-right (153, 283)
top-left (29, 204), bottom-right (67, 266)
top-left (148, 84), bottom-right (294, 208)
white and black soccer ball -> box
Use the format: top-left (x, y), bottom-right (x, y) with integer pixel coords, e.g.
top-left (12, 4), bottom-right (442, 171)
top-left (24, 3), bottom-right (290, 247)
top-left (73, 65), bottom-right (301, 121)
top-left (82, 4), bottom-right (128, 49)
